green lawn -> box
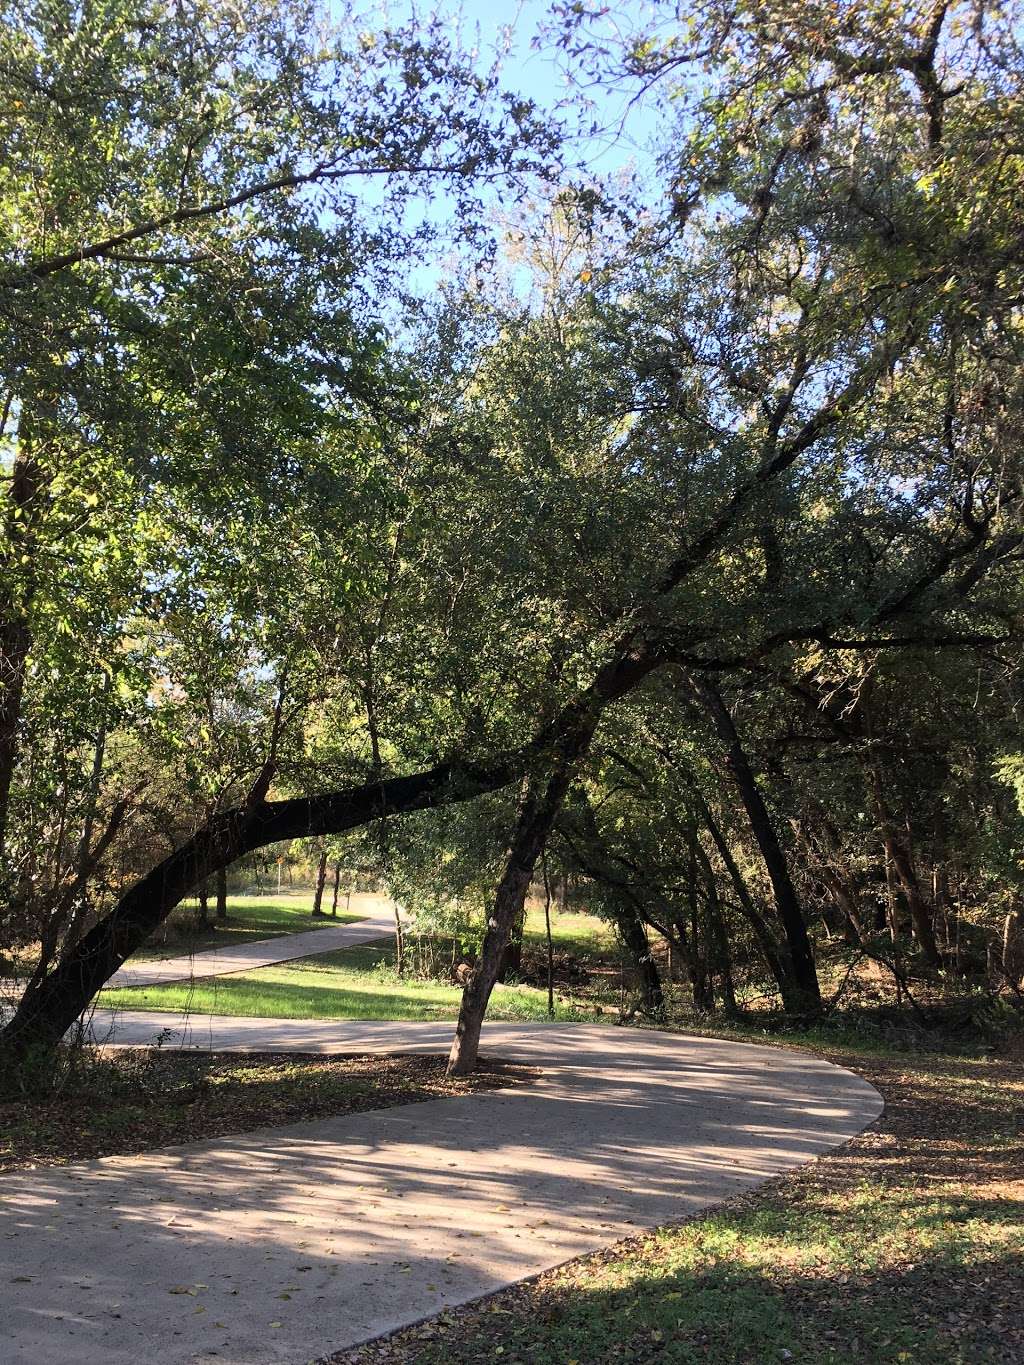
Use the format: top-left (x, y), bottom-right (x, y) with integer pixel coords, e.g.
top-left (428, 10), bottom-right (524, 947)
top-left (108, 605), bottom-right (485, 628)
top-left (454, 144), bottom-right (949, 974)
top-left (104, 904), bottom-right (617, 1021)
top-left (100, 940), bottom-right (595, 1022)
top-left (129, 893), bottom-right (368, 961)
top-left (522, 904), bottom-right (615, 952)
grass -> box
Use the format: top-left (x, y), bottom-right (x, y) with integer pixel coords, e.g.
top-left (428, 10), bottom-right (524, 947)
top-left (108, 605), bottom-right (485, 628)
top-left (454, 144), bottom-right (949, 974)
top-left (522, 905), bottom-right (615, 951)
top-left (100, 938), bottom-right (597, 1021)
top-left (0, 893), bottom-right (363, 988)
top-left (129, 892), bottom-right (370, 961)
top-left (101, 906), bottom-right (619, 1023)
top-left (334, 1033), bottom-right (1024, 1365)
top-left (0, 1047), bottom-right (533, 1171)
top-left (17, 905), bottom-right (1024, 1362)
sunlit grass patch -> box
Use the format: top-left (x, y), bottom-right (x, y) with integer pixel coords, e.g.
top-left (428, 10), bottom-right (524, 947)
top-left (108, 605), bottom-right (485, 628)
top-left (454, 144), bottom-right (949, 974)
top-left (100, 940), bottom-right (593, 1022)
top-left (128, 893), bottom-right (369, 961)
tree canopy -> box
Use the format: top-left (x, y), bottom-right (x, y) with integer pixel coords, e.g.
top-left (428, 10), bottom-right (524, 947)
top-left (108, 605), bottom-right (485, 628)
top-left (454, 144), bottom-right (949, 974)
top-left (1, 0), bottom-right (1022, 1075)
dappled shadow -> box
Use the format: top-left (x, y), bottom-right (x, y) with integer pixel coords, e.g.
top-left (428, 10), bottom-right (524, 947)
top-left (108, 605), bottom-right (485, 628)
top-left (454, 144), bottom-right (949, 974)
top-left (347, 1230), bottom-right (1024, 1364)
top-left (0, 1023), bottom-right (879, 1364)
top-left (330, 1046), bottom-right (1023, 1365)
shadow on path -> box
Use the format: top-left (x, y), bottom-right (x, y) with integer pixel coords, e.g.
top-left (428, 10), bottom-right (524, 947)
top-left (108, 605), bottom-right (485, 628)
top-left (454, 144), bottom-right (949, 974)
top-left (0, 1019), bottom-right (882, 1365)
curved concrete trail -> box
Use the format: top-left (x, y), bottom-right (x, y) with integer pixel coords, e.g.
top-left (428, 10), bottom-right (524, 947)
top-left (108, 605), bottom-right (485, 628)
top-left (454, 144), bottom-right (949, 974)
top-left (1, 1011), bottom-right (882, 1365)
top-left (108, 903), bottom-right (398, 989)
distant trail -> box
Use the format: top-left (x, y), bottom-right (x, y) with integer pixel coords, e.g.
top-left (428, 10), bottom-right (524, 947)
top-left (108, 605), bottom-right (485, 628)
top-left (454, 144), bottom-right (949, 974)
top-left (108, 905), bottom-right (398, 989)
top-left (1, 1014), bottom-right (883, 1365)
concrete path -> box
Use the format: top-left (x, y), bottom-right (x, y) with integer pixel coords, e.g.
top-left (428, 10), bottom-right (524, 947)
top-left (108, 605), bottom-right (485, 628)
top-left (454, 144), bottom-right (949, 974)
top-left (1, 1012), bottom-right (882, 1365)
top-left (109, 904), bottom-right (399, 989)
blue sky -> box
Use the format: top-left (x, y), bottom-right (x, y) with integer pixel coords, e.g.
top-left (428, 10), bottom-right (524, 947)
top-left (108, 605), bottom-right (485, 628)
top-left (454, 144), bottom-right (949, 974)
top-left (370, 0), bottom-right (665, 179)
top-left (346, 1), bottom-right (668, 301)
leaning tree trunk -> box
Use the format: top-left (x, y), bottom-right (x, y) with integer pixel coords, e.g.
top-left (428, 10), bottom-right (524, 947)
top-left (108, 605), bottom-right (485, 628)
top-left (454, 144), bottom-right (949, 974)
top-left (0, 754), bottom-right (511, 1066)
top-left (0, 809), bottom-right (255, 1064)
top-left (691, 677), bottom-right (821, 1012)
top-left (867, 768), bottom-right (942, 969)
top-left (685, 839), bottom-right (716, 1012)
top-left (1, 632), bottom-right (661, 1069)
top-left (691, 835), bottom-right (738, 1014)
top-left (684, 789), bottom-right (799, 1009)
top-left (0, 419), bottom-right (43, 859)
top-left (448, 721), bottom-right (597, 1076)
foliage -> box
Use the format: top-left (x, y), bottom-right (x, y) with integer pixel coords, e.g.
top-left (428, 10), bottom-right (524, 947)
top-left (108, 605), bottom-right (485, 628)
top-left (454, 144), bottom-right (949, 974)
top-left (2, 0), bottom-right (1023, 1054)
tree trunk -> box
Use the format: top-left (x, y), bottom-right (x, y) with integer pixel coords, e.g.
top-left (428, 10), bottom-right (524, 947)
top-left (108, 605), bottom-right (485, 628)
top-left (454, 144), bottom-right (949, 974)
top-left (310, 847), bottom-right (329, 917)
top-left (691, 678), bottom-right (821, 1012)
top-left (887, 829), bottom-right (941, 966)
top-left (196, 883), bottom-right (209, 926)
top-left (0, 422), bottom-right (43, 859)
top-left (0, 810), bottom-right (253, 1063)
top-left (615, 898), bottom-right (664, 1014)
top-left (215, 865), bottom-right (228, 920)
top-left (684, 789), bottom-right (798, 1008)
top-left (817, 861), bottom-right (869, 945)
top-left (394, 902), bottom-right (405, 976)
top-left (330, 861), bottom-right (342, 916)
top-left (1, 633), bottom-right (658, 1068)
top-left (446, 852), bottom-right (536, 1076)
top-left (542, 855), bottom-right (555, 1017)
top-left (448, 720), bottom-right (596, 1076)
top-left (858, 694), bottom-right (942, 970)
top-left (685, 842), bottom-right (714, 1013)
top-left (497, 904), bottom-right (526, 981)
top-left (1002, 908), bottom-right (1024, 988)
top-left (691, 834), bottom-right (738, 1014)
top-left (865, 761), bottom-right (941, 968)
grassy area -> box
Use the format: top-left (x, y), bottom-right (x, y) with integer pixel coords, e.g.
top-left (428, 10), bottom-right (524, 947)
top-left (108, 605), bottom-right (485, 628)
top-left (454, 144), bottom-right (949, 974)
top-left (337, 1035), bottom-right (1024, 1365)
top-left (0, 1047), bottom-right (532, 1171)
top-left (102, 906), bottom-right (619, 1022)
top-left (100, 939), bottom-right (600, 1022)
top-left (522, 904), bottom-right (615, 951)
top-left (129, 892), bottom-right (370, 961)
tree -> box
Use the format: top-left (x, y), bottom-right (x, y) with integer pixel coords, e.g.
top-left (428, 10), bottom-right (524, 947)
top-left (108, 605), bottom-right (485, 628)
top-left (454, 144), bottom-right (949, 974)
top-left (0, 0), bottom-right (557, 1068)
top-left (3, 0), bottom-right (1022, 1079)
top-left (445, 0), bottom-right (1024, 1069)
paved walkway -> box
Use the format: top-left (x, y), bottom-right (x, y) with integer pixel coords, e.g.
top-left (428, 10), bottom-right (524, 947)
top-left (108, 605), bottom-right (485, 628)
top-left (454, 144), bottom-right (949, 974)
top-left (109, 904), bottom-right (398, 989)
top-left (1, 1012), bottom-right (882, 1365)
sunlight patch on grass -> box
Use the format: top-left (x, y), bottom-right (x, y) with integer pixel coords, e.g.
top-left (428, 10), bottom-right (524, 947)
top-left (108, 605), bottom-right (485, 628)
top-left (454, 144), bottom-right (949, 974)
top-left (522, 904), bottom-right (615, 953)
top-left (128, 894), bottom-right (370, 961)
top-left (100, 942), bottom-right (591, 1023)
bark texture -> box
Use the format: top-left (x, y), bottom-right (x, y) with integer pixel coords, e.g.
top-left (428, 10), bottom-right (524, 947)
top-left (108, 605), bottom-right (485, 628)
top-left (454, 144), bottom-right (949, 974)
top-left (215, 866), bottom-right (228, 921)
top-left (692, 677), bottom-right (821, 1011)
top-left (447, 720), bottom-right (599, 1076)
